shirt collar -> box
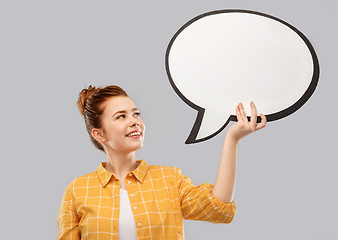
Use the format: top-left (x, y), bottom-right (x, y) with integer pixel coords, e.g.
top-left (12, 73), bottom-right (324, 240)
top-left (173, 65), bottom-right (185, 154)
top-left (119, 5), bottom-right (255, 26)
top-left (96, 159), bottom-right (149, 187)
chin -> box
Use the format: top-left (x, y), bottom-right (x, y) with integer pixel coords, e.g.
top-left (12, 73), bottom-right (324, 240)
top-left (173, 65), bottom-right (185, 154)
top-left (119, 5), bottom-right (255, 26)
top-left (127, 143), bottom-right (144, 153)
top-left (134, 144), bottom-right (144, 151)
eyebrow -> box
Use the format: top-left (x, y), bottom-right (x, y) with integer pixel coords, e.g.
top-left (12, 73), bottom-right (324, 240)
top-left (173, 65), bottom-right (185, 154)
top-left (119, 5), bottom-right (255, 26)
top-left (112, 108), bottom-right (139, 117)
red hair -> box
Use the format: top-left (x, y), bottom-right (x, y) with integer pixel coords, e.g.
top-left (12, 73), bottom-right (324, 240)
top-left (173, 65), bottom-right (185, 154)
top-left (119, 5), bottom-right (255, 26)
top-left (77, 85), bottom-right (128, 151)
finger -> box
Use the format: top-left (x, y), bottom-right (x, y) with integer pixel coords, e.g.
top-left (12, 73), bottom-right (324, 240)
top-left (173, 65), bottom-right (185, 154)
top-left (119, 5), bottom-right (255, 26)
top-left (256, 113), bottom-right (267, 130)
top-left (250, 101), bottom-right (257, 127)
top-left (239, 102), bottom-right (249, 124)
top-left (236, 103), bottom-right (243, 122)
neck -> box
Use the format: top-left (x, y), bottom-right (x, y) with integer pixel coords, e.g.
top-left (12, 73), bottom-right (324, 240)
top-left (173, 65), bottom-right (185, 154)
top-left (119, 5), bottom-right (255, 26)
top-left (104, 148), bottom-right (139, 180)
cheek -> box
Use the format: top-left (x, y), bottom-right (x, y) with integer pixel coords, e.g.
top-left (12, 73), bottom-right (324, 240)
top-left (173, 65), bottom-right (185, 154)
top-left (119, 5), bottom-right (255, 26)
top-left (105, 124), bottom-right (125, 140)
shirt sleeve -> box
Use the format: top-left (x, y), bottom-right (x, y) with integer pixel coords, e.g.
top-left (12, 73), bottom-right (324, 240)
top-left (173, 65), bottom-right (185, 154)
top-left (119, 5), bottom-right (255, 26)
top-left (175, 167), bottom-right (236, 224)
top-left (56, 181), bottom-right (81, 240)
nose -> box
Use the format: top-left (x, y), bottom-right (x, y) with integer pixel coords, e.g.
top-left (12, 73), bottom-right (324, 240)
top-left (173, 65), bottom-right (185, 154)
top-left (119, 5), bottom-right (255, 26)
top-left (130, 118), bottom-right (140, 127)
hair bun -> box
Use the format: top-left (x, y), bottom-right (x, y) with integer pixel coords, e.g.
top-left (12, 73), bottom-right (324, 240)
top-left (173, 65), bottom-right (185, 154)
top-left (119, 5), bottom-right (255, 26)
top-left (77, 85), bottom-right (98, 117)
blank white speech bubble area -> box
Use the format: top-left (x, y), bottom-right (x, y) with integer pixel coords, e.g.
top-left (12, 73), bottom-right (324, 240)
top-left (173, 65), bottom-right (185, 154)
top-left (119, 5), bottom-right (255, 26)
top-left (167, 12), bottom-right (314, 141)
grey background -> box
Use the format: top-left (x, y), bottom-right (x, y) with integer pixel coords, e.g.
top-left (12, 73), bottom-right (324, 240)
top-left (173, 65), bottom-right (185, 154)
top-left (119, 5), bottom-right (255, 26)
top-left (1, 0), bottom-right (337, 239)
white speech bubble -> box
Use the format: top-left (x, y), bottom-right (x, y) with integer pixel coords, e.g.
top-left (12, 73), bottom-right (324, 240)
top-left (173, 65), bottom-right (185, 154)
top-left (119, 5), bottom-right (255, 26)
top-left (165, 9), bottom-right (319, 144)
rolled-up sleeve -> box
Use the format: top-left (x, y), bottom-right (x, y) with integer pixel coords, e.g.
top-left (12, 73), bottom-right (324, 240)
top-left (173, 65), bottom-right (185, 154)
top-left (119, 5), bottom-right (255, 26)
top-left (56, 182), bottom-right (80, 240)
top-left (176, 167), bottom-right (236, 224)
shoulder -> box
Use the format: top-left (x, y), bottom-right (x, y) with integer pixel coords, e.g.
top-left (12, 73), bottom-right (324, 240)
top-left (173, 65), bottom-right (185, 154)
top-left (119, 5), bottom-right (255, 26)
top-left (147, 164), bottom-right (181, 179)
top-left (64, 169), bottom-right (97, 192)
top-left (148, 164), bottom-right (178, 172)
top-left (144, 164), bottom-right (181, 188)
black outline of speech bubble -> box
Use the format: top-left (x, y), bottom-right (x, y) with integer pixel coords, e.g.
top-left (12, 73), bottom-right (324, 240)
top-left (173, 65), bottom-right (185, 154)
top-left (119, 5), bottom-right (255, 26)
top-left (165, 9), bottom-right (320, 144)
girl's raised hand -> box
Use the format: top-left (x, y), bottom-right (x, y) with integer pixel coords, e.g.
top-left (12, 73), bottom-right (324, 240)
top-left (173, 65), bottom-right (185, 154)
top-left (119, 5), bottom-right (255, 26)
top-left (227, 101), bottom-right (267, 142)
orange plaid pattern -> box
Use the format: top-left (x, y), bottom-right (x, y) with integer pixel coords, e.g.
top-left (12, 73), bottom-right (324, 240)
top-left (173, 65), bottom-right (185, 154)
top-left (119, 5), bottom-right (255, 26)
top-left (56, 159), bottom-right (236, 240)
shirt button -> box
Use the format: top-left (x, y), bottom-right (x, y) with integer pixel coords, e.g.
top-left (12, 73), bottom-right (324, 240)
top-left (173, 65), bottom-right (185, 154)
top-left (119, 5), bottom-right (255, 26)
top-left (215, 207), bottom-right (218, 209)
top-left (133, 206), bottom-right (137, 210)
top-left (128, 181), bottom-right (131, 184)
top-left (131, 194), bottom-right (134, 197)
top-left (137, 223), bottom-right (141, 227)
top-left (129, 173), bottom-right (132, 177)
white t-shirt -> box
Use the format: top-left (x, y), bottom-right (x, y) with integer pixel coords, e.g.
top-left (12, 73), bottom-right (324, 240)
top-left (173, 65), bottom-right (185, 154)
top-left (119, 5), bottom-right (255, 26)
top-left (118, 189), bottom-right (138, 240)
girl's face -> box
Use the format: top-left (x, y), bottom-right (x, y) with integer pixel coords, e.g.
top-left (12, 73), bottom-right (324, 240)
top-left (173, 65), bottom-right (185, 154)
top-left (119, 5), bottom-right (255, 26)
top-left (98, 96), bottom-right (145, 153)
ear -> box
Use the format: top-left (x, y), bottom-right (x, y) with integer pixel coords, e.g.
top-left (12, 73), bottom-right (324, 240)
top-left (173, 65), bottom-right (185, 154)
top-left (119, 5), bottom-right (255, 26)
top-left (92, 128), bottom-right (105, 143)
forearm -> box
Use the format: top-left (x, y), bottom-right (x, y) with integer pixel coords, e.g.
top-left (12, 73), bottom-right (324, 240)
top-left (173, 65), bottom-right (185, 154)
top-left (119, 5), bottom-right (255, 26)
top-left (212, 132), bottom-right (239, 203)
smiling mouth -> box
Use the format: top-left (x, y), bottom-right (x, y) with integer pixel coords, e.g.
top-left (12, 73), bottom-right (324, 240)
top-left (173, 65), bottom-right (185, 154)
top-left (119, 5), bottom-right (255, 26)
top-left (126, 132), bottom-right (142, 138)
top-left (127, 135), bottom-right (141, 138)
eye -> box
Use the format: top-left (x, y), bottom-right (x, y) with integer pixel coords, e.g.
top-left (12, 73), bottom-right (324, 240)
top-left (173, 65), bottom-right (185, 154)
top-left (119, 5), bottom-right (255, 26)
top-left (116, 112), bottom-right (140, 119)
